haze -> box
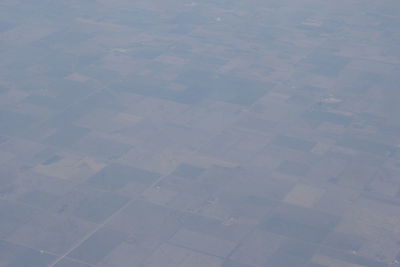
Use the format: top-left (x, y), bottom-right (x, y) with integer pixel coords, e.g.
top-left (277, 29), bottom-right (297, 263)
top-left (0, 0), bottom-right (400, 266)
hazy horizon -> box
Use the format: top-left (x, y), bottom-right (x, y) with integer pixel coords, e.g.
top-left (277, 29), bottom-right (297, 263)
top-left (1, 0), bottom-right (400, 266)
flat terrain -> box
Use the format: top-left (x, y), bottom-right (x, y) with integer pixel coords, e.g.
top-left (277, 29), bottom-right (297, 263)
top-left (0, 0), bottom-right (400, 266)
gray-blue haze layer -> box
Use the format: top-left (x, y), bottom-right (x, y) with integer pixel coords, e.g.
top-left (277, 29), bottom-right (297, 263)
top-left (0, 1), bottom-right (400, 266)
